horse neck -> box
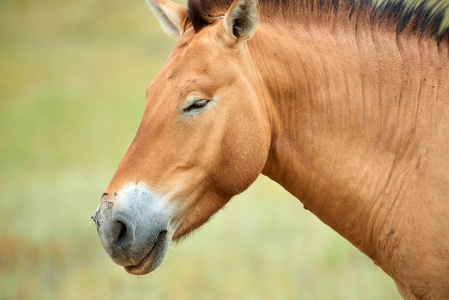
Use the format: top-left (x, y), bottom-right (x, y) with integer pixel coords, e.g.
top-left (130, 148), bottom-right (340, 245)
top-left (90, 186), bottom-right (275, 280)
top-left (252, 21), bottom-right (448, 264)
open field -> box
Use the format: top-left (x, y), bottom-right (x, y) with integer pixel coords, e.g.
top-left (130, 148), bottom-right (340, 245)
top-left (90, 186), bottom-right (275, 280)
top-left (2, 0), bottom-right (447, 298)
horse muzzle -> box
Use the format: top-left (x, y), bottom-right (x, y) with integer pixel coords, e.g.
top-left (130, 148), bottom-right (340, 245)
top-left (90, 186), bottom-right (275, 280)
top-left (93, 182), bottom-right (174, 275)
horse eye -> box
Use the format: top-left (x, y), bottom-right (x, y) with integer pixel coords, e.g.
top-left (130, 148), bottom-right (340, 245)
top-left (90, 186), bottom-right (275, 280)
top-left (183, 99), bottom-right (210, 113)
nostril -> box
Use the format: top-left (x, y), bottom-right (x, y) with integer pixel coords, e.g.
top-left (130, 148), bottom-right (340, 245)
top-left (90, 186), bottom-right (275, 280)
top-left (115, 220), bottom-right (133, 250)
top-left (117, 221), bottom-right (127, 243)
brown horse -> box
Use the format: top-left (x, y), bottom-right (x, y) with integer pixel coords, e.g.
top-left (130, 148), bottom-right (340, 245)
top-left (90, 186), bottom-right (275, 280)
top-left (93, 0), bottom-right (449, 298)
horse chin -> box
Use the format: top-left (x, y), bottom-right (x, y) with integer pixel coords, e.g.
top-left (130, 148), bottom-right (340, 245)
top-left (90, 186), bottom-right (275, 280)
top-left (124, 230), bottom-right (171, 275)
top-left (171, 218), bottom-right (210, 242)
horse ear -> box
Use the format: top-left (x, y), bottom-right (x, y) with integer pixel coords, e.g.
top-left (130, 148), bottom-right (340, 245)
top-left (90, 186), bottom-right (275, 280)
top-left (223, 0), bottom-right (259, 43)
top-left (146, 0), bottom-right (189, 39)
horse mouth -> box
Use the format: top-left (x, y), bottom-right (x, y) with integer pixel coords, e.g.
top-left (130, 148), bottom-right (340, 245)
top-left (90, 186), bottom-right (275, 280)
top-left (124, 230), bottom-right (169, 275)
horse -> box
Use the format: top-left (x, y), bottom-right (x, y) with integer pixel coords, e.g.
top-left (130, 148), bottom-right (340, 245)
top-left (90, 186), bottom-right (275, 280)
top-left (93, 0), bottom-right (449, 298)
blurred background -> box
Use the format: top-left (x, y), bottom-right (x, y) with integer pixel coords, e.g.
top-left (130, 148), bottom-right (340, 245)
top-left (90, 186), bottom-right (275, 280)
top-left (3, 0), bottom-right (447, 299)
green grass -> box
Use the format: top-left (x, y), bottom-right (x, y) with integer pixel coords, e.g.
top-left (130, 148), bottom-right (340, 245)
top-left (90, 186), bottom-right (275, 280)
top-left (1, 0), bottom-right (431, 298)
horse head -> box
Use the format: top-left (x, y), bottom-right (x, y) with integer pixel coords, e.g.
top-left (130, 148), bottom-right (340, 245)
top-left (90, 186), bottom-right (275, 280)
top-left (93, 0), bottom-right (271, 275)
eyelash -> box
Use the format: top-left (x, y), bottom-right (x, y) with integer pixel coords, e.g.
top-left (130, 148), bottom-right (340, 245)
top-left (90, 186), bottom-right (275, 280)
top-left (183, 99), bottom-right (211, 113)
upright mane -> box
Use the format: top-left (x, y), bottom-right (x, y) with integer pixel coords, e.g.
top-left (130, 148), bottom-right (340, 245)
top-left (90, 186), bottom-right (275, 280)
top-left (187, 0), bottom-right (449, 45)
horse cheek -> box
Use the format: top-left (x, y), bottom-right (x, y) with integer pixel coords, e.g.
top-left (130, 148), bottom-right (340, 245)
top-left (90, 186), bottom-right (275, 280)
top-left (213, 126), bottom-right (268, 197)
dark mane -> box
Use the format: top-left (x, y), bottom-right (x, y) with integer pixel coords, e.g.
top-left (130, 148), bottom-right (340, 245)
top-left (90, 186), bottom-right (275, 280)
top-left (187, 0), bottom-right (449, 45)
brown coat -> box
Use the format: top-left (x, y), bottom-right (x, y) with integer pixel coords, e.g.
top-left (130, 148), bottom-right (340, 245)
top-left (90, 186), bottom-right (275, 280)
top-left (94, 0), bottom-right (449, 298)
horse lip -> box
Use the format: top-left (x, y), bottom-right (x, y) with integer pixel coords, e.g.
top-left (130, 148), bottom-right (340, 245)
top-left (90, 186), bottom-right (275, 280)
top-left (124, 230), bottom-right (169, 275)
